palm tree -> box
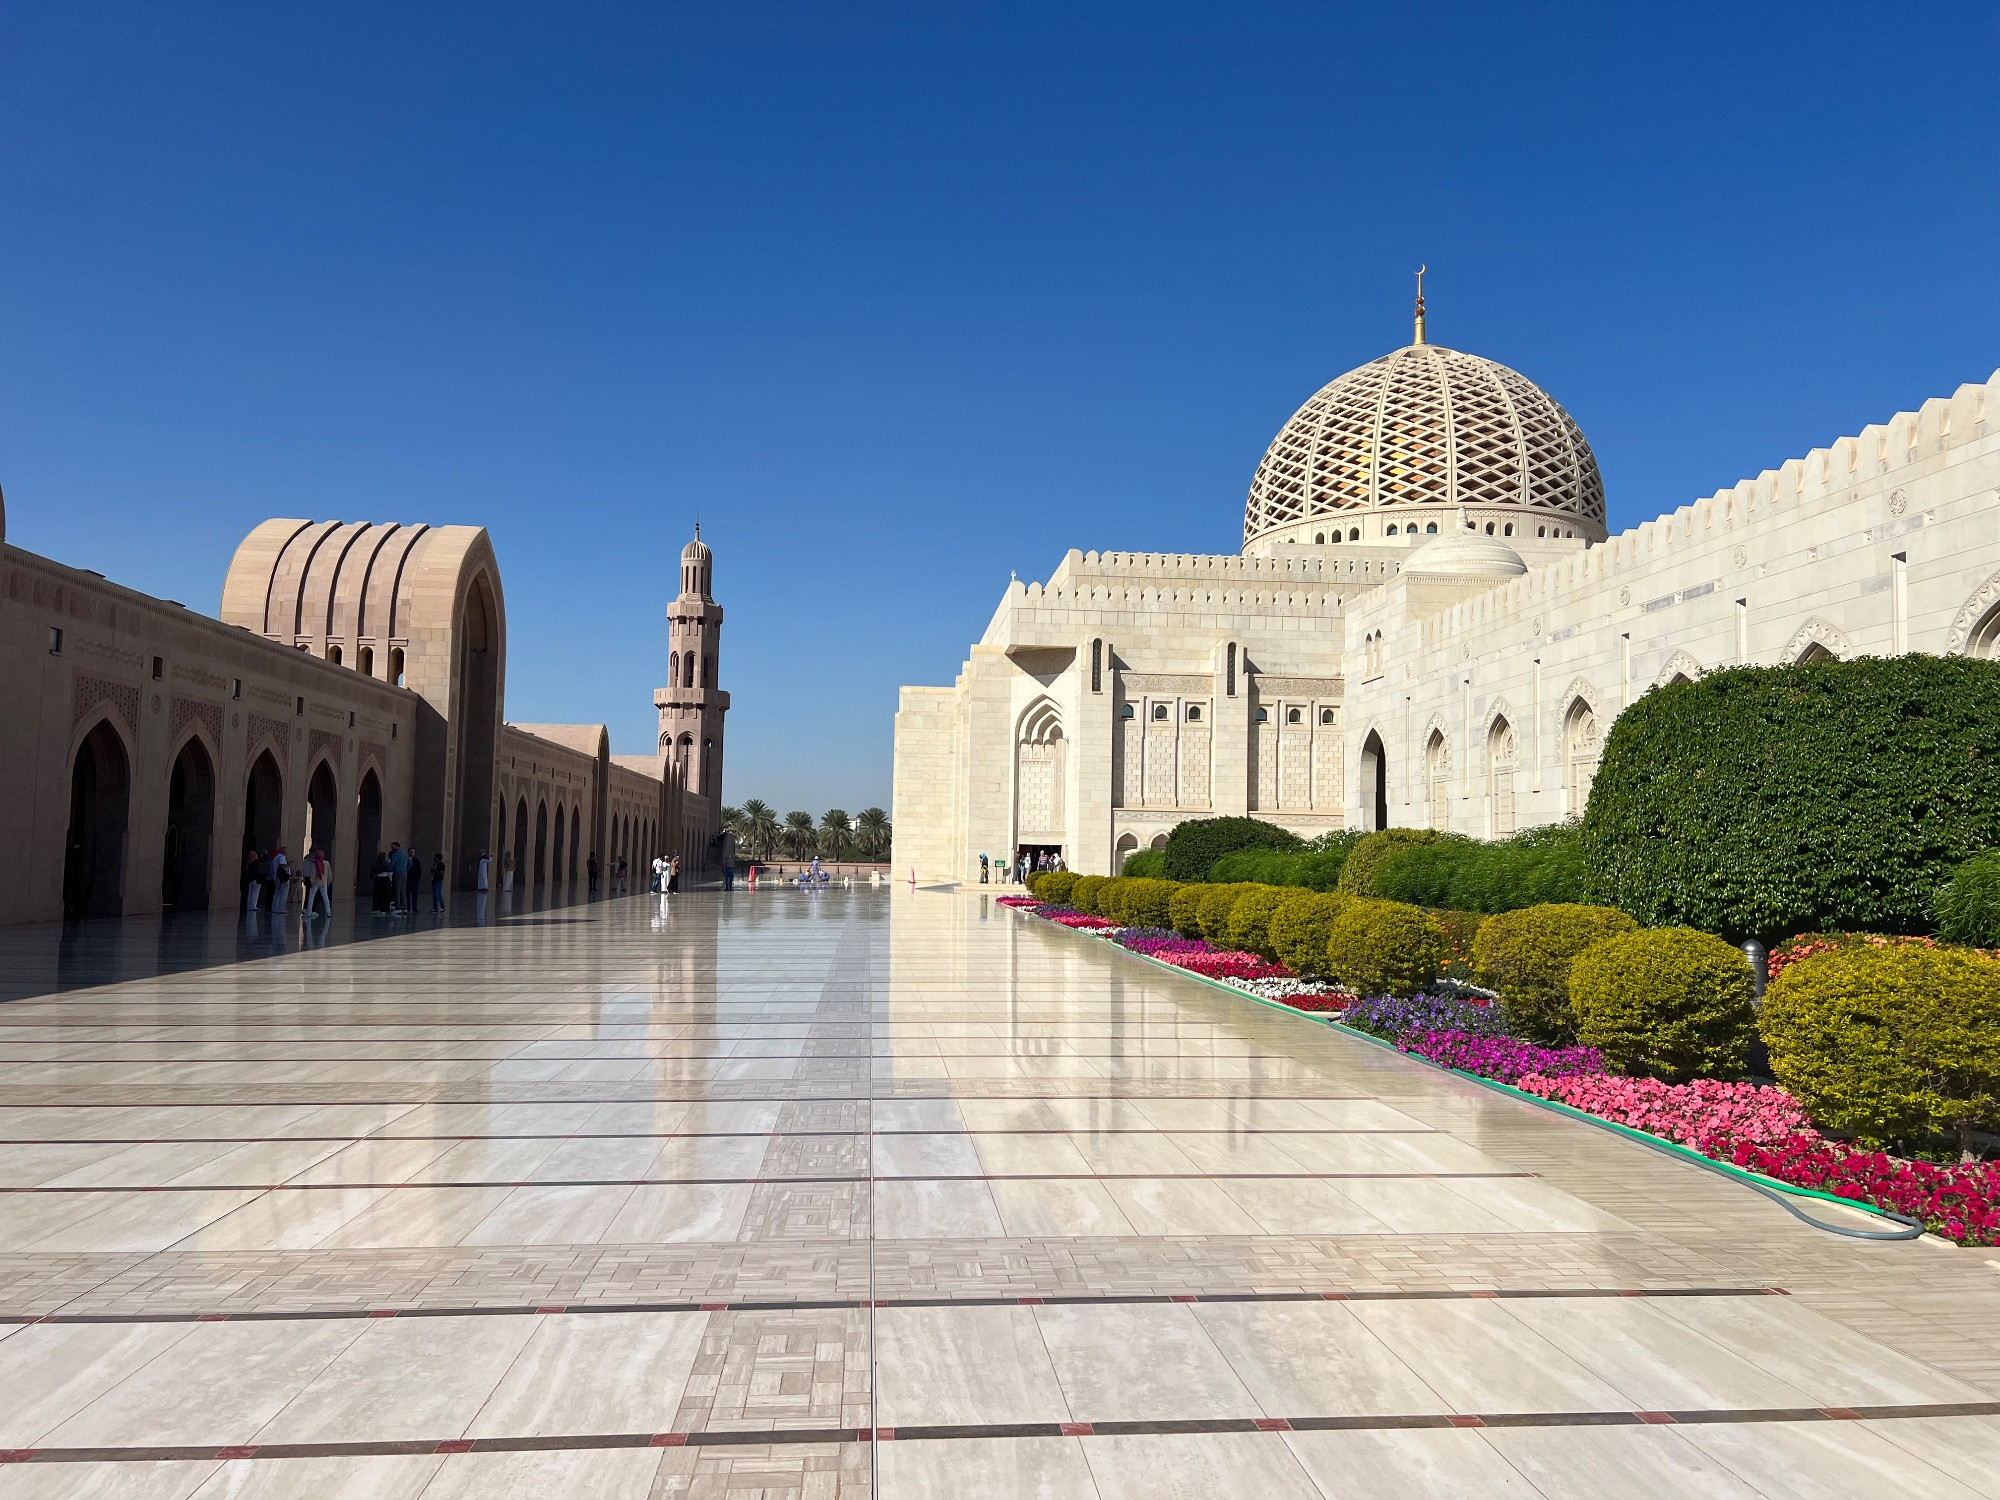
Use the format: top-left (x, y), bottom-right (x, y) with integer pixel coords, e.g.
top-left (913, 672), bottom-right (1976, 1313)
top-left (819, 809), bottom-right (852, 860)
top-left (855, 807), bottom-right (891, 859)
top-left (740, 799), bottom-right (779, 860)
top-left (782, 810), bottom-right (817, 859)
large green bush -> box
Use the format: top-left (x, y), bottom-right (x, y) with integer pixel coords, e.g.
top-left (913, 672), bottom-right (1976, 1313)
top-left (1162, 817), bottom-right (1302, 882)
top-left (1224, 887), bottom-right (1289, 959)
top-left (1209, 846), bottom-right (1352, 890)
top-left (1371, 824), bottom-right (1589, 914)
top-left (1269, 892), bottom-right (1349, 976)
top-left (1568, 928), bottom-right (1757, 1082)
top-left (1935, 851), bottom-right (2000, 947)
top-left (1760, 945), bottom-right (2000, 1152)
top-left (1324, 899), bottom-right (1447, 997)
top-left (1337, 828), bottom-right (1444, 895)
top-left (1070, 874), bottom-right (1109, 915)
top-left (1470, 903), bottom-right (1639, 1044)
top-left (1582, 656), bottom-right (2000, 942)
top-left (1105, 877), bottom-right (1177, 928)
top-left (1119, 848), bottom-right (1168, 878)
top-left (1034, 870), bottom-right (1077, 906)
top-left (1168, 883), bottom-right (1212, 937)
top-left (1197, 883), bottom-right (1257, 944)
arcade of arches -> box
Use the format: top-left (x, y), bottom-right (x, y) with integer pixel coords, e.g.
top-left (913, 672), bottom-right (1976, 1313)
top-left (1, 506), bottom-right (720, 925)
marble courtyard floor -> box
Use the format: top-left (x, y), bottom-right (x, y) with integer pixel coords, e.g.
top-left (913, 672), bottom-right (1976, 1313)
top-left (2, 889), bottom-right (2000, 1497)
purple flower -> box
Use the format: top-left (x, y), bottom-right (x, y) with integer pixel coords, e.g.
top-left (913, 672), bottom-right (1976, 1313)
top-left (1343, 992), bottom-right (1506, 1043)
top-left (1404, 1029), bottom-right (1605, 1084)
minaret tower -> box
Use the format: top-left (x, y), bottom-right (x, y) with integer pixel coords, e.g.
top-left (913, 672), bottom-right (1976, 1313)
top-left (654, 525), bottom-right (729, 868)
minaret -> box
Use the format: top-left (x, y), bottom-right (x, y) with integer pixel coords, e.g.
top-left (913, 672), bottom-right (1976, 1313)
top-left (654, 525), bottom-right (729, 864)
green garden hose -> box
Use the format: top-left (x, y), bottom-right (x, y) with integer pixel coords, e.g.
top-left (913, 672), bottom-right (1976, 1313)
top-left (1025, 911), bottom-right (1928, 1244)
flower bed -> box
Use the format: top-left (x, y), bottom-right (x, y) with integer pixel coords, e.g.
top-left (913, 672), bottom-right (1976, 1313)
top-left (1007, 891), bottom-right (1996, 1244)
top-left (994, 895), bottom-right (1041, 908)
top-left (1516, 1075), bottom-right (1812, 1152)
top-left (1404, 1029), bottom-right (1605, 1084)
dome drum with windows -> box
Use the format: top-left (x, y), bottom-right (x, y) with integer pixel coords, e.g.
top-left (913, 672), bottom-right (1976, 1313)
top-left (1241, 317), bottom-right (1605, 552)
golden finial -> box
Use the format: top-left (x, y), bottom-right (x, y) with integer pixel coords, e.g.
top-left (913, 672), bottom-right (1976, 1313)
top-left (1413, 265), bottom-right (1428, 345)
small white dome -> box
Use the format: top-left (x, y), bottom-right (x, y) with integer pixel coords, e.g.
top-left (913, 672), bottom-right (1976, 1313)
top-left (1403, 527), bottom-right (1529, 580)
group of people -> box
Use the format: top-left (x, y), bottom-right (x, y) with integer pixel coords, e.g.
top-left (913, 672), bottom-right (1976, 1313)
top-left (241, 844), bottom-right (336, 917)
top-left (977, 849), bottom-right (1066, 886)
top-left (650, 852), bottom-right (682, 894)
top-left (367, 842), bottom-right (446, 916)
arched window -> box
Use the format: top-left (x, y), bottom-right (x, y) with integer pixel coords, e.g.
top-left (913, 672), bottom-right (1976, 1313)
top-left (1152, 703), bottom-right (1168, 721)
top-left (1286, 707), bottom-right (1302, 724)
top-left (359, 646), bottom-right (374, 677)
top-left (1425, 522), bottom-right (1438, 533)
top-left (1424, 730), bottom-right (1450, 831)
top-left (327, 644), bottom-right (343, 666)
top-left (1185, 704), bottom-right (1202, 722)
top-left (1564, 699), bottom-right (1601, 815)
top-left (1348, 528), bottom-right (1360, 541)
top-left (1502, 523), bottom-right (1514, 537)
top-left (1487, 717), bottom-right (1517, 837)
top-left (669, 652), bottom-right (679, 687)
top-left (1314, 532), bottom-right (1325, 544)
top-left (1795, 642), bottom-right (1836, 665)
top-left (1386, 524), bottom-right (1399, 536)
top-left (1120, 704), bottom-right (1135, 720)
top-left (1319, 707), bottom-right (1335, 726)
top-left (389, 648), bottom-right (404, 686)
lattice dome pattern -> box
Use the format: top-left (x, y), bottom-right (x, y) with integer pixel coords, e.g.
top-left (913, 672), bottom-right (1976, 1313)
top-left (1242, 343), bottom-right (1605, 548)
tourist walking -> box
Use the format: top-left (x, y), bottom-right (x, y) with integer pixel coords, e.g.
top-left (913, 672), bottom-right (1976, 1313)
top-left (979, 853), bottom-right (989, 885)
top-left (307, 847), bottom-right (333, 917)
top-left (722, 842), bottom-right (735, 891)
top-left (430, 852), bottom-right (446, 912)
top-left (269, 846), bottom-right (291, 911)
top-left (243, 848), bottom-right (263, 911)
top-left (388, 842), bottom-right (410, 915)
top-left (370, 851), bottom-right (394, 914)
top-left (587, 852), bottom-right (599, 893)
top-left (476, 849), bottom-right (490, 892)
top-left (669, 853), bottom-right (681, 893)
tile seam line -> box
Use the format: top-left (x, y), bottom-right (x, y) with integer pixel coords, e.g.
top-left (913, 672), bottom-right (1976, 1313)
top-left (7, 1402), bottom-right (2000, 1463)
top-left (0, 1286), bottom-right (1787, 1325)
top-left (1, 1171), bottom-right (1541, 1193)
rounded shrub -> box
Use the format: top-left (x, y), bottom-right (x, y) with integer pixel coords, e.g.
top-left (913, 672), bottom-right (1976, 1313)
top-left (1581, 655), bottom-right (2000, 941)
top-left (1935, 851), bottom-right (2000, 947)
top-left (1094, 878), bottom-right (1132, 922)
top-left (1337, 828), bottom-right (1444, 896)
top-left (1371, 824), bottom-right (1590, 913)
top-left (1197, 883), bottom-right (1257, 945)
top-left (1224, 886), bottom-right (1289, 959)
top-left (1471, 903), bottom-right (1639, 1044)
top-left (1035, 870), bottom-right (1077, 907)
top-left (1760, 944), bottom-right (2000, 1152)
top-left (1568, 928), bottom-right (1756, 1083)
top-left (1070, 874), bottom-right (1109, 915)
top-left (1269, 892), bottom-right (1349, 977)
top-left (1162, 817), bottom-right (1302, 883)
top-left (1108, 877), bottom-right (1177, 928)
top-left (1168, 882), bottom-right (1212, 937)
top-left (1324, 899), bottom-right (1447, 997)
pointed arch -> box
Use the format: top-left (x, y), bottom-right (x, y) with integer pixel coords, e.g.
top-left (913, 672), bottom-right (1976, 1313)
top-left (1423, 727), bottom-right (1450, 832)
top-left (64, 718), bottom-right (131, 918)
top-left (1653, 650), bottom-right (1703, 690)
top-left (1781, 616), bottom-right (1850, 665)
top-left (1946, 566), bottom-right (2000, 657)
top-left (1486, 713), bottom-right (1518, 837)
top-left (1015, 697), bottom-right (1066, 847)
top-left (1357, 727), bottom-right (1389, 832)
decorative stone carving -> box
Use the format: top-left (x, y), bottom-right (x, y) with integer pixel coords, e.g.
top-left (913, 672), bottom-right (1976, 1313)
top-left (170, 697), bottom-right (224, 752)
top-left (1945, 568), bottom-right (2000, 656)
top-left (1781, 616), bottom-right (1850, 663)
top-left (1654, 650), bottom-right (1703, 688)
top-left (247, 713), bottom-right (291, 758)
top-left (72, 674), bottom-right (139, 736)
top-left (308, 728), bottom-right (343, 771)
top-left (359, 739), bottom-right (390, 777)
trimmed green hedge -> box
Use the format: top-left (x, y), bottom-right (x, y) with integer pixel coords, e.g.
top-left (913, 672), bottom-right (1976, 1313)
top-left (1582, 656), bottom-right (2000, 942)
top-left (1162, 817), bottom-right (1301, 882)
top-left (1102, 877), bottom-right (1178, 927)
top-left (1119, 848), bottom-right (1167, 878)
top-left (1209, 846), bottom-right (1351, 890)
top-left (1197, 883), bottom-right (1257, 945)
top-left (1269, 892), bottom-right (1349, 977)
top-left (1337, 828), bottom-right (1443, 895)
top-left (1471, 903), bottom-right (1638, 1044)
top-left (1370, 825), bottom-right (1589, 914)
top-left (1070, 874), bottom-right (1109, 915)
top-left (1760, 944), bottom-right (2000, 1152)
top-left (1168, 883), bottom-right (1212, 937)
top-left (1224, 887), bottom-right (1289, 960)
top-left (1569, 928), bottom-right (1757, 1083)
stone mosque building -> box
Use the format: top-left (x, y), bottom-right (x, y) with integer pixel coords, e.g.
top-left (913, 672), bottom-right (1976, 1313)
top-left (892, 296), bottom-right (2000, 879)
top-left (0, 495), bottom-right (729, 926)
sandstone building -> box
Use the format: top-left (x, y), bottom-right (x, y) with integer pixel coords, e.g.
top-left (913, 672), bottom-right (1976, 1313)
top-left (0, 497), bottom-right (723, 926)
top-left (893, 303), bottom-right (2000, 878)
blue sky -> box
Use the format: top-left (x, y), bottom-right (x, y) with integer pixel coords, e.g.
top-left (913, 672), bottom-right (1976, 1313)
top-left (1, 3), bottom-right (1994, 815)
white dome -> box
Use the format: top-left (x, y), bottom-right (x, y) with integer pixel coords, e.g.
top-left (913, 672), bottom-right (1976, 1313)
top-left (1403, 527), bottom-right (1529, 580)
top-left (1242, 342), bottom-right (1605, 549)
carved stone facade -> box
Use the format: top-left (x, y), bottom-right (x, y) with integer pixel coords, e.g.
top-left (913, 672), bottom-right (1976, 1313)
top-left (894, 335), bottom-right (2000, 880)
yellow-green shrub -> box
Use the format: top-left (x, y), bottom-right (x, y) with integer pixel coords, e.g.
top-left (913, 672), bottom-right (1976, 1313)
top-left (1106, 877), bottom-right (1177, 928)
top-left (1760, 944), bottom-right (2000, 1151)
top-left (1197, 883), bottom-right (1257, 945)
top-left (1269, 892), bottom-right (1349, 977)
top-left (1569, 928), bottom-right (1755, 1082)
top-left (1325, 899), bottom-right (1447, 997)
top-left (1169, 883), bottom-right (1213, 937)
top-left (1225, 886), bottom-right (1289, 959)
top-left (1035, 870), bottom-right (1077, 906)
top-left (1070, 874), bottom-right (1109, 915)
top-left (1471, 903), bottom-right (1639, 1044)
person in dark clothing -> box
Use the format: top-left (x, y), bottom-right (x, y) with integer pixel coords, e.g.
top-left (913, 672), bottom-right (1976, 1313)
top-left (430, 853), bottom-right (446, 912)
top-left (587, 853), bottom-right (599, 894)
top-left (405, 848), bottom-right (423, 912)
top-left (370, 851), bottom-right (394, 914)
top-left (388, 843), bottom-right (410, 915)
